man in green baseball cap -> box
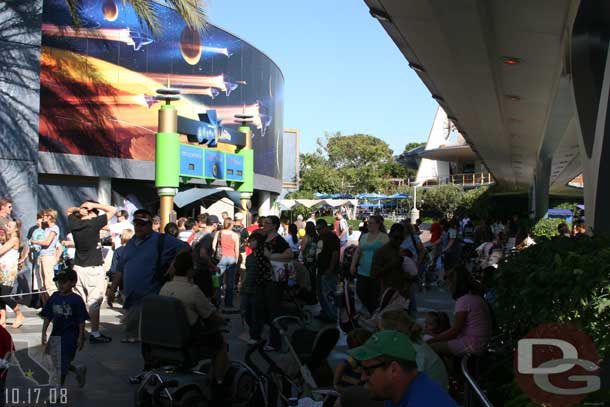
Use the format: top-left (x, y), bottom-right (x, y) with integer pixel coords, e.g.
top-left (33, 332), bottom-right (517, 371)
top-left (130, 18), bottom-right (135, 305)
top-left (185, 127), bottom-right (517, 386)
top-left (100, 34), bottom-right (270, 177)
top-left (349, 330), bottom-right (457, 407)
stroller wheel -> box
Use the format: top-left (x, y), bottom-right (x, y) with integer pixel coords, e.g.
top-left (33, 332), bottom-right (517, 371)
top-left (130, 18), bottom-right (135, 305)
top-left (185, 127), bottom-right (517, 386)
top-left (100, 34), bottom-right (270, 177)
top-left (302, 309), bottom-right (313, 324)
top-left (179, 389), bottom-right (205, 407)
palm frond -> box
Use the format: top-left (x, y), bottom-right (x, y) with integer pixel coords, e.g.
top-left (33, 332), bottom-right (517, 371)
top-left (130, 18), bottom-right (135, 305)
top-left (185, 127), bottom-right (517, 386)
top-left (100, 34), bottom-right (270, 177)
top-left (65, 0), bottom-right (207, 35)
top-left (164, 0), bottom-right (207, 32)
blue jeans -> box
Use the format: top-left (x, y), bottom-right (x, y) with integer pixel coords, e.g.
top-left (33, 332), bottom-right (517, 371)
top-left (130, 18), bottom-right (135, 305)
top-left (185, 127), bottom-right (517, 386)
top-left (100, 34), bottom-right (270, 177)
top-left (318, 273), bottom-right (338, 321)
top-left (217, 256), bottom-right (237, 307)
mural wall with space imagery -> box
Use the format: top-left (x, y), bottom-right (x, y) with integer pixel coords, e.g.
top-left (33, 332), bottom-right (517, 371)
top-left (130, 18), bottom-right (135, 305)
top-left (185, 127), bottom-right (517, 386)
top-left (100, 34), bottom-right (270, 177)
top-left (39, 0), bottom-right (284, 179)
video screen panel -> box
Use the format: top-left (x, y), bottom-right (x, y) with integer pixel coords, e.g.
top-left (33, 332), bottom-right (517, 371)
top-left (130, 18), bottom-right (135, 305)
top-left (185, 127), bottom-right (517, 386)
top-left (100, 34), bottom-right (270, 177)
top-left (39, 0), bottom-right (284, 179)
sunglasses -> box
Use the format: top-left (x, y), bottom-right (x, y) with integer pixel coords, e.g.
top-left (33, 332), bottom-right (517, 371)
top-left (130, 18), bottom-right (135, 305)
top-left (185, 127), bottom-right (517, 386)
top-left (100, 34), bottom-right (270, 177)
top-left (361, 361), bottom-right (388, 376)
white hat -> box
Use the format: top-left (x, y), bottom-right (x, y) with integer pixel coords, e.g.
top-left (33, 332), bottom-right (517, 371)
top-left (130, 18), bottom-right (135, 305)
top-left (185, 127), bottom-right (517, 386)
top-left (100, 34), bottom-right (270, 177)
top-left (234, 212), bottom-right (244, 221)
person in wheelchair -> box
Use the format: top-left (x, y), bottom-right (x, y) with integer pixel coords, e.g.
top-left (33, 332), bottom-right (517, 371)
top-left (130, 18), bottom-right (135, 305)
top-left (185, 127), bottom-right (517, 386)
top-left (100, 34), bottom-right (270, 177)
top-left (159, 250), bottom-right (229, 388)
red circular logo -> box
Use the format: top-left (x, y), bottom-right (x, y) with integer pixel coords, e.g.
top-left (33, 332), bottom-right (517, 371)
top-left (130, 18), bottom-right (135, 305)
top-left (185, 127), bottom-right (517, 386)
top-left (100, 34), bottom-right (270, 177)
top-left (514, 323), bottom-right (601, 407)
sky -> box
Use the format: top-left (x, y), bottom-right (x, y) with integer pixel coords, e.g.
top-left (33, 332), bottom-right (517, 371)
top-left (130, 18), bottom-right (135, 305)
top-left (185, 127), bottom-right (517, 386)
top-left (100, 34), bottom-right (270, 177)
top-left (206, 0), bottom-right (438, 156)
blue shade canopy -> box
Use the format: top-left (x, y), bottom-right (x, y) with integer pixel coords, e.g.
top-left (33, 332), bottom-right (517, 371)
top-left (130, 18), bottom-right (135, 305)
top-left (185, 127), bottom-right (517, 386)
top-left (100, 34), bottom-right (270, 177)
top-left (547, 208), bottom-right (573, 217)
top-left (314, 193), bottom-right (355, 199)
top-left (174, 188), bottom-right (243, 209)
top-left (387, 193), bottom-right (411, 199)
top-left (357, 193), bottom-right (387, 200)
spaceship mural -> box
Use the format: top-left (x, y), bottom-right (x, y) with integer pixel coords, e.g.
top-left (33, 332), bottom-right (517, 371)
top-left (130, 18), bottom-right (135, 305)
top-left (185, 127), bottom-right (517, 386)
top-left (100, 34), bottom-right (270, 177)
top-left (39, 0), bottom-right (284, 179)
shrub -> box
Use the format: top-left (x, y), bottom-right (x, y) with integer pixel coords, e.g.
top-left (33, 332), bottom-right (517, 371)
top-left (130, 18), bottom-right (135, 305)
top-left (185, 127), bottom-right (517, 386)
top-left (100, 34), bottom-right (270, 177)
top-left (483, 236), bottom-right (610, 405)
top-left (493, 235), bottom-right (610, 356)
top-left (531, 217), bottom-right (569, 240)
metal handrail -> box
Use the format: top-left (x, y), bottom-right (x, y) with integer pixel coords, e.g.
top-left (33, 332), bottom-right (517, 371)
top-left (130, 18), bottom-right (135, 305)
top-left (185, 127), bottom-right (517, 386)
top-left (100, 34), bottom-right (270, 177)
top-left (461, 354), bottom-right (493, 407)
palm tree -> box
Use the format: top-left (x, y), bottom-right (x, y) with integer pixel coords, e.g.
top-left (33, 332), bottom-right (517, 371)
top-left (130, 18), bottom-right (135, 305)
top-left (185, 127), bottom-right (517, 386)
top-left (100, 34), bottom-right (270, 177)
top-left (65, 0), bottom-right (207, 34)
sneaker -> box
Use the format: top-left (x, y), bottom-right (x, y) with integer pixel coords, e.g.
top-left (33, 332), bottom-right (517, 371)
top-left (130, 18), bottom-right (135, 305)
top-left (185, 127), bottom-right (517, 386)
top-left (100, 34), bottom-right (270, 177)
top-left (263, 345), bottom-right (279, 352)
top-left (89, 333), bottom-right (112, 344)
top-left (247, 338), bottom-right (258, 345)
top-left (75, 364), bottom-right (87, 387)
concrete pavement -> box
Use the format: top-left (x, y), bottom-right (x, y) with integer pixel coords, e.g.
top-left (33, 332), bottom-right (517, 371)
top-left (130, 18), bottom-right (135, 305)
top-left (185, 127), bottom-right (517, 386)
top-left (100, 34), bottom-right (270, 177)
top-left (3, 285), bottom-right (454, 407)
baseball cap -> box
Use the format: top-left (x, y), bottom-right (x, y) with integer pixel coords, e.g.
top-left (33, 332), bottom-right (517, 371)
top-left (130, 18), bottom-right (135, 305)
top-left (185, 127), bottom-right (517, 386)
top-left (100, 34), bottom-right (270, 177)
top-left (206, 214), bottom-right (220, 226)
top-left (234, 212), bottom-right (244, 221)
top-left (54, 268), bottom-right (77, 283)
top-left (349, 330), bottom-right (417, 362)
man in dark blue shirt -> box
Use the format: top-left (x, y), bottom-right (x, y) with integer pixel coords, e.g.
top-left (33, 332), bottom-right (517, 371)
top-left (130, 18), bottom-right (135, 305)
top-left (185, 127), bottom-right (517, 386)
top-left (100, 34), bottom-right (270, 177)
top-left (350, 330), bottom-right (457, 407)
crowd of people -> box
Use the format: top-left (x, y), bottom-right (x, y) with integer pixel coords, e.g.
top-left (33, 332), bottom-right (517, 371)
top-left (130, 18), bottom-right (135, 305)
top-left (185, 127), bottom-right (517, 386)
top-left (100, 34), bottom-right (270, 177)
top-left (0, 195), bottom-right (586, 405)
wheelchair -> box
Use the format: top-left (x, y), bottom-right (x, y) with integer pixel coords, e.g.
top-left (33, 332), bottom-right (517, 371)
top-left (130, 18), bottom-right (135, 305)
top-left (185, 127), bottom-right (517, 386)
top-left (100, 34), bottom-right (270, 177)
top-left (134, 295), bottom-right (257, 407)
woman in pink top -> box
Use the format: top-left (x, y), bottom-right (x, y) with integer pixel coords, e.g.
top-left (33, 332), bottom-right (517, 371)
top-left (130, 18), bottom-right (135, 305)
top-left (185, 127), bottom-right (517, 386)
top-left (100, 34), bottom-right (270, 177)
top-left (212, 218), bottom-right (239, 309)
top-left (428, 266), bottom-right (492, 356)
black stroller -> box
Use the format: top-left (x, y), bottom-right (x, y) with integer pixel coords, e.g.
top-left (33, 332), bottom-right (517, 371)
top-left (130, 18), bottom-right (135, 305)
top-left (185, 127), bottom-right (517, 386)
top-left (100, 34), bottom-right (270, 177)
top-left (337, 245), bottom-right (359, 333)
top-left (245, 316), bottom-right (340, 405)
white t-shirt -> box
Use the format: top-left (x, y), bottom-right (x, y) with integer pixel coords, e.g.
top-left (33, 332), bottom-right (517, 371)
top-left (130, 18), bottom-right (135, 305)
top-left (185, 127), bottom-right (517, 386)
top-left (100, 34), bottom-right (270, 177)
top-left (338, 218), bottom-right (349, 243)
top-left (178, 230), bottom-right (194, 242)
top-left (284, 235), bottom-right (300, 254)
top-left (109, 220), bottom-right (134, 248)
top-left (348, 230), bottom-right (361, 242)
top-left (413, 341), bottom-right (449, 389)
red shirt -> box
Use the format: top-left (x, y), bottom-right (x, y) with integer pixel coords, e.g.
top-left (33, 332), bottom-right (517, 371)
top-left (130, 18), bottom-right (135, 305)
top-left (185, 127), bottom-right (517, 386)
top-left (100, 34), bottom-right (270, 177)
top-left (333, 220), bottom-right (341, 238)
top-left (0, 326), bottom-right (14, 379)
top-left (245, 224), bottom-right (260, 256)
top-left (430, 222), bottom-right (442, 243)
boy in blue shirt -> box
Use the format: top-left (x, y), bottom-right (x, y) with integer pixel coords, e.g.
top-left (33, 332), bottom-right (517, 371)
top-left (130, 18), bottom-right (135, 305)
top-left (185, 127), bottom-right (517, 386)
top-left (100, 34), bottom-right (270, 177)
top-left (41, 268), bottom-right (88, 387)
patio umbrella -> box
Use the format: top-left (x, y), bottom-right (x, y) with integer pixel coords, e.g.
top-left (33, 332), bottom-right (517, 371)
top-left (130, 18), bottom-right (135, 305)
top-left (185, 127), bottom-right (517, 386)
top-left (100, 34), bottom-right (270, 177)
top-left (174, 188), bottom-right (243, 209)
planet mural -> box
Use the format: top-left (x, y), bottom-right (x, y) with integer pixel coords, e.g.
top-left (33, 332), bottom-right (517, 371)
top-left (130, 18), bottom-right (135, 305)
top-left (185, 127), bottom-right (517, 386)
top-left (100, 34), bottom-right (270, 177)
top-left (102, 0), bottom-right (118, 22)
top-left (180, 27), bottom-right (202, 65)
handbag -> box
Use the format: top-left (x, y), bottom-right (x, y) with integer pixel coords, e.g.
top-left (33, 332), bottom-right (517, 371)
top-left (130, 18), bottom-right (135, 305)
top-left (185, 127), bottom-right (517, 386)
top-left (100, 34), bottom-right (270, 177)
top-left (212, 233), bottom-right (222, 264)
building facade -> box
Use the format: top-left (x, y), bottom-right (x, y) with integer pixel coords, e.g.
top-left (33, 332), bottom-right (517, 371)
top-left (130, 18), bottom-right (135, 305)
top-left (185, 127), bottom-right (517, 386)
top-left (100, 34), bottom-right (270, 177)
top-left (1, 0), bottom-right (287, 232)
top-left (416, 107), bottom-right (493, 188)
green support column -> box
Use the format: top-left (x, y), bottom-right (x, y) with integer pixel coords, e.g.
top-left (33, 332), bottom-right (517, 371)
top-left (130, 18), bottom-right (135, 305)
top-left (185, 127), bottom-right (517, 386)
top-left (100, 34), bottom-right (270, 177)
top-left (155, 90), bottom-right (181, 231)
top-left (237, 125), bottom-right (254, 225)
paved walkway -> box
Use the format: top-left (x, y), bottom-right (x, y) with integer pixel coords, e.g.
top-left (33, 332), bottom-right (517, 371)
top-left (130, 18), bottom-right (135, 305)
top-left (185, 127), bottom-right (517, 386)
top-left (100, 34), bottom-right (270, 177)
top-left (3, 286), bottom-right (454, 407)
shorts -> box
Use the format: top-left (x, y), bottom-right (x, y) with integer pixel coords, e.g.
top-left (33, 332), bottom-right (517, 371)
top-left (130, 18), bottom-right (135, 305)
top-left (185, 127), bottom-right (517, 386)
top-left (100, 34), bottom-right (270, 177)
top-left (38, 255), bottom-right (58, 295)
top-left (73, 265), bottom-right (106, 309)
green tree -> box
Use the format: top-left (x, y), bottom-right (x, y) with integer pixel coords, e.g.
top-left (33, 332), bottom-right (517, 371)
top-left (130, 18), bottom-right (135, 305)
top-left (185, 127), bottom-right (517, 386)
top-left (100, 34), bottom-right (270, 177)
top-left (402, 142), bottom-right (426, 153)
top-left (298, 153), bottom-right (340, 193)
top-left (382, 161), bottom-right (406, 178)
top-left (460, 186), bottom-right (490, 217)
top-left (421, 185), bottom-right (464, 218)
top-left (320, 133), bottom-right (394, 193)
top-left (325, 133), bottom-right (393, 168)
top-left (67, 0), bottom-right (206, 34)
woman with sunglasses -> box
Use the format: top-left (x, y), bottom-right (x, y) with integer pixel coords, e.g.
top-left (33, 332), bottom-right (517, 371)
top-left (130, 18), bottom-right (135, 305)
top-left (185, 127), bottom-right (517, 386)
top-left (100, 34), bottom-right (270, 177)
top-left (349, 215), bottom-right (389, 314)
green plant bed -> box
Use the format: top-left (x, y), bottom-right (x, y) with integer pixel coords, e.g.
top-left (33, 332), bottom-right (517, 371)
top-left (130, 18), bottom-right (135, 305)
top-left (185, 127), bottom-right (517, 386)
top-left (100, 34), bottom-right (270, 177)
top-left (483, 235), bottom-right (610, 405)
top-left (531, 217), bottom-right (571, 240)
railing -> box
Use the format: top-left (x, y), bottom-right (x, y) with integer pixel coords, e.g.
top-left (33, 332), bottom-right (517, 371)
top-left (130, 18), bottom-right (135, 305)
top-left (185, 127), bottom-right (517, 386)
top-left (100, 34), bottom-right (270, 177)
top-left (420, 172), bottom-right (494, 187)
top-left (461, 354), bottom-right (493, 407)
